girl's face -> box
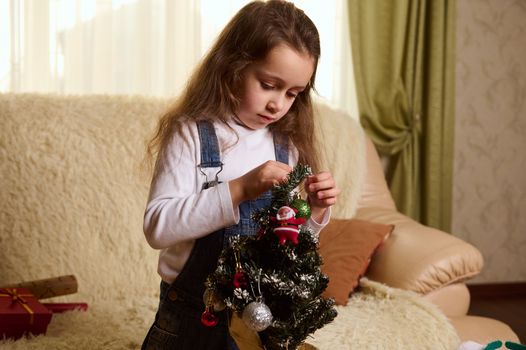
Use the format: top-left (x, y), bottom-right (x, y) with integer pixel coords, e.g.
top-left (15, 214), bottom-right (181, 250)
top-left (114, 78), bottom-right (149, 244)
top-left (235, 44), bottom-right (315, 130)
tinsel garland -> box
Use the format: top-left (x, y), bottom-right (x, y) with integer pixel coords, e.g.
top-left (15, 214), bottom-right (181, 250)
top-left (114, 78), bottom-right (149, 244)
top-left (205, 165), bottom-right (337, 350)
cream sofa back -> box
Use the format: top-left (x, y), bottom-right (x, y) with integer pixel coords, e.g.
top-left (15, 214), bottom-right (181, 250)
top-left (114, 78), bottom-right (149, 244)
top-left (0, 93), bottom-right (365, 303)
top-left (1, 94), bottom-right (166, 302)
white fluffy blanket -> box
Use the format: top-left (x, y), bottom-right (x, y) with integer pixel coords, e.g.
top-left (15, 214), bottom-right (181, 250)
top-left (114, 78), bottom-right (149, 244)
top-left (0, 280), bottom-right (459, 350)
top-left (0, 93), bottom-right (458, 349)
top-left (309, 279), bottom-right (459, 349)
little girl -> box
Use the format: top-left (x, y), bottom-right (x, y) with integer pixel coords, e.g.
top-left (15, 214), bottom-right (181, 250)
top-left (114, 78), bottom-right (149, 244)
top-left (141, 1), bottom-right (339, 349)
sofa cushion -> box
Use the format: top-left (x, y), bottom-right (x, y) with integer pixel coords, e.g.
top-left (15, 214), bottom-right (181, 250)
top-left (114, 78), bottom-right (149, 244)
top-left (318, 218), bottom-right (393, 305)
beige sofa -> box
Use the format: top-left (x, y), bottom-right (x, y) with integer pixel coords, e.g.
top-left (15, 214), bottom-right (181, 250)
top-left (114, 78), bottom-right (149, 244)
top-left (0, 93), bottom-right (518, 349)
top-left (354, 137), bottom-right (519, 343)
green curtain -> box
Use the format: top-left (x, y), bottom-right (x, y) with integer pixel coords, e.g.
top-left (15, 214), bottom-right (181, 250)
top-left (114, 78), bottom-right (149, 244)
top-left (348, 0), bottom-right (455, 231)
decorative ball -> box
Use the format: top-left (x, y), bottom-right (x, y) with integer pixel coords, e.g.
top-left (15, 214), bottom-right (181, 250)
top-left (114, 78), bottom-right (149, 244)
top-left (200, 309), bottom-right (219, 327)
top-left (242, 301), bottom-right (273, 332)
top-left (233, 271), bottom-right (248, 289)
top-left (203, 289), bottom-right (226, 312)
top-left (291, 198), bottom-right (311, 219)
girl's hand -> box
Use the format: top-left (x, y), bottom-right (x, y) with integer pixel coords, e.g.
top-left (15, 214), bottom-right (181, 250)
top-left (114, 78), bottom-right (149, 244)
top-left (229, 161), bottom-right (291, 207)
top-left (305, 171), bottom-right (340, 223)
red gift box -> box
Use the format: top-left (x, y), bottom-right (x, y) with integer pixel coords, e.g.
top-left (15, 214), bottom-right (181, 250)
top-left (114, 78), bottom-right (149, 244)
top-left (0, 288), bottom-right (52, 340)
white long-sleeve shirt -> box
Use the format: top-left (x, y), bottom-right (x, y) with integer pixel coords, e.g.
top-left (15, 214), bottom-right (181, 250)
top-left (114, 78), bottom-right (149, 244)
top-left (143, 119), bottom-right (329, 283)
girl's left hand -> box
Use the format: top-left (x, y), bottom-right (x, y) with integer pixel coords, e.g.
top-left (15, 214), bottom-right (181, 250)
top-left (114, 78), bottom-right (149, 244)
top-left (305, 171), bottom-right (340, 223)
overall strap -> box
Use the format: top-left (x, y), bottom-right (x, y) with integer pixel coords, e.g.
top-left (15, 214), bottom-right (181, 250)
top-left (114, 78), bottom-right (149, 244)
top-left (197, 120), bottom-right (223, 168)
top-left (196, 120), bottom-right (223, 189)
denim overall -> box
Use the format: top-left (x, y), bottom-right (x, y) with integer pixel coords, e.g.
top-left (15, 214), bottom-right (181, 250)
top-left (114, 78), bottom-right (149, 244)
top-left (141, 121), bottom-right (289, 350)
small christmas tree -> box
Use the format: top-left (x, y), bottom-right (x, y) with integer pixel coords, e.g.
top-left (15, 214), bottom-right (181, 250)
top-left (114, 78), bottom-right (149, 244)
top-left (203, 165), bottom-right (337, 349)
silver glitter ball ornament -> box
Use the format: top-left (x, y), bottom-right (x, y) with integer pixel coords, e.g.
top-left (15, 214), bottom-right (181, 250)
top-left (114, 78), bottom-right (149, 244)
top-left (242, 301), bottom-right (273, 332)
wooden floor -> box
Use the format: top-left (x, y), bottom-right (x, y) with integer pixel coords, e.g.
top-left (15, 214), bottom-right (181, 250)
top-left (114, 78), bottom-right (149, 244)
top-left (468, 289), bottom-right (526, 343)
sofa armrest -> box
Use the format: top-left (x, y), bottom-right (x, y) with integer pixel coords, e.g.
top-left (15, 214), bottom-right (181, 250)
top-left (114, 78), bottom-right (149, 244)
top-left (354, 207), bottom-right (484, 294)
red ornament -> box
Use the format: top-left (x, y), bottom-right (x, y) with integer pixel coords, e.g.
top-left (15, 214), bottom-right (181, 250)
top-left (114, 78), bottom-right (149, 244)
top-left (200, 308), bottom-right (219, 327)
top-left (233, 271), bottom-right (248, 288)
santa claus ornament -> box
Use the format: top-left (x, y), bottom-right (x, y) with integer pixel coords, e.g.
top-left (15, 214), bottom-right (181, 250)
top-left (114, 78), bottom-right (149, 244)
top-left (272, 206), bottom-right (307, 245)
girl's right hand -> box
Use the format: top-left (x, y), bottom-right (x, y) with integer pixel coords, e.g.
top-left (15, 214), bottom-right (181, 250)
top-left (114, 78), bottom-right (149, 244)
top-left (229, 160), bottom-right (291, 207)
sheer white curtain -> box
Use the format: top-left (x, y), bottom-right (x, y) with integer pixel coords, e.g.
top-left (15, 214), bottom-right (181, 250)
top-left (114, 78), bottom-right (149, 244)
top-left (0, 0), bottom-right (358, 117)
top-left (1, 0), bottom-right (201, 97)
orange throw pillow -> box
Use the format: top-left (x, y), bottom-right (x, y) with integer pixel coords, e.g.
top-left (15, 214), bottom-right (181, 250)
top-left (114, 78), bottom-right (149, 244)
top-left (318, 218), bottom-right (394, 306)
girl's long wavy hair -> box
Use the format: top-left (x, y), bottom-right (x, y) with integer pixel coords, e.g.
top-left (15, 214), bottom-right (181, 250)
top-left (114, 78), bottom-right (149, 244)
top-left (147, 0), bottom-right (321, 172)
